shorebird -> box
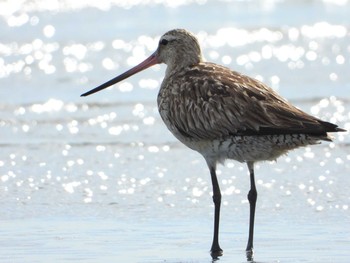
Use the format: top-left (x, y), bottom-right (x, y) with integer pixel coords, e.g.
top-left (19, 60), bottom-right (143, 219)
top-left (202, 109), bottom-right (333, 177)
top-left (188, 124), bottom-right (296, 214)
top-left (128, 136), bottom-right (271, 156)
top-left (81, 29), bottom-right (345, 261)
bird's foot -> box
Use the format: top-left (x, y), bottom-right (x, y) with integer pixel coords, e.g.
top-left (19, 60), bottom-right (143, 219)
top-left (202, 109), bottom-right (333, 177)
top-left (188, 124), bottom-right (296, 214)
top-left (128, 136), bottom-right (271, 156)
top-left (246, 248), bottom-right (254, 262)
top-left (210, 246), bottom-right (223, 260)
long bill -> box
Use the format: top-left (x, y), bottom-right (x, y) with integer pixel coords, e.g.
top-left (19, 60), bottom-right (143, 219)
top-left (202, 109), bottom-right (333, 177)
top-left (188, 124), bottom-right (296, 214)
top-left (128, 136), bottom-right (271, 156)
top-left (81, 51), bottom-right (159, 97)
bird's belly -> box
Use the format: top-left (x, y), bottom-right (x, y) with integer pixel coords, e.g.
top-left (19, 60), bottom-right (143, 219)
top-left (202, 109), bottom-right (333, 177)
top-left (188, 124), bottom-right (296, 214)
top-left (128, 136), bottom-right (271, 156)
top-left (173, 134), bottom-right (319, 163)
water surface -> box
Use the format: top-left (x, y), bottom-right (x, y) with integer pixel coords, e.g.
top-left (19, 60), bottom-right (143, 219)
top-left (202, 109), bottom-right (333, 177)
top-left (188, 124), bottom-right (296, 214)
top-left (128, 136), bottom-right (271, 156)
top-left (0, 0), bottom-right (349, 262)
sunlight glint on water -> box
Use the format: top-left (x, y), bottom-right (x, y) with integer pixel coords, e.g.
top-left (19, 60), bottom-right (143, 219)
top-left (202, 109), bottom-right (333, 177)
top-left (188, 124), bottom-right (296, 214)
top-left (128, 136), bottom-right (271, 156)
top-left (0, 0), bottom-right (349, 262)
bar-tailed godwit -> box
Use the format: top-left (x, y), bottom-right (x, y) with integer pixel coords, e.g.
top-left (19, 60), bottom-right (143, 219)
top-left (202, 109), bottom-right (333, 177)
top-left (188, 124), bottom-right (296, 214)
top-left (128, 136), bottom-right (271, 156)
top-left (81, 29), bottom-right (345, 261)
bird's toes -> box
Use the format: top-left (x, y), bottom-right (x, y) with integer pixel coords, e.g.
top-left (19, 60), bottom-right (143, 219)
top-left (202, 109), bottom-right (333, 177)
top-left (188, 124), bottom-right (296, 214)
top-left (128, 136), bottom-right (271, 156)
top-left (210, 247), bottom-right (223, 260)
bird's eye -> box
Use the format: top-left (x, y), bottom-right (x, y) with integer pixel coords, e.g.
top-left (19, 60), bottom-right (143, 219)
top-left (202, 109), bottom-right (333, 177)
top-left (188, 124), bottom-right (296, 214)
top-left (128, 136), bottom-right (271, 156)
top-left (160, 39), bottom-right (169, 45)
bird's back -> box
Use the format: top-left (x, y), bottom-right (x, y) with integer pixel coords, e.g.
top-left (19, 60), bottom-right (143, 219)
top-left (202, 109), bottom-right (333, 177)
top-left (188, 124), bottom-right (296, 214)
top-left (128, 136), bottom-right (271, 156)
top-left (158, 62), bottom-right (341, 142)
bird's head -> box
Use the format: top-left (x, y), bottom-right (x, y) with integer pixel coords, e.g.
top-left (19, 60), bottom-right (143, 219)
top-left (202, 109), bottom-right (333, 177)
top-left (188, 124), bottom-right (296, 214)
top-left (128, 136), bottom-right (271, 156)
top-left (81, 29), bottom-right (202, 97)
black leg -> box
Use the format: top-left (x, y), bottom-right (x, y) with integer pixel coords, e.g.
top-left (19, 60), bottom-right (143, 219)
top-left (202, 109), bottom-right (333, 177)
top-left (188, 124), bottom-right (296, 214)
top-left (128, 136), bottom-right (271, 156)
top-left (208, 164), bottom-right (223, 259)
top-left (246, 161), bottom-right (257, 262)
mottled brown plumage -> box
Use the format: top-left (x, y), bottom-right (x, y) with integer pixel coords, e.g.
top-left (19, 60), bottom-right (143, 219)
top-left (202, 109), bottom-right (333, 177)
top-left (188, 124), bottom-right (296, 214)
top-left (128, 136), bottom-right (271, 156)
top-left (158, 61), bottom-right (337, 139)
top-left (81, 28), bottom-right (345, 261)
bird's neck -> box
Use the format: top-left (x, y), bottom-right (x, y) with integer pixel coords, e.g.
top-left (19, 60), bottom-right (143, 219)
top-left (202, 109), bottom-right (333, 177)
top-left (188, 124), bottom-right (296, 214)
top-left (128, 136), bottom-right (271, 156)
top-left (164, 54), bottom-right (203, 78)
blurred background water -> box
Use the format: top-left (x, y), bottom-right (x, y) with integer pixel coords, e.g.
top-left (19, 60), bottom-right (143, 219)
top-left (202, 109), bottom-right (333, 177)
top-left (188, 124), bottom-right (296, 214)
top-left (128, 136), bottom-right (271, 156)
top-left (0, 0), bottom-right (350, 262)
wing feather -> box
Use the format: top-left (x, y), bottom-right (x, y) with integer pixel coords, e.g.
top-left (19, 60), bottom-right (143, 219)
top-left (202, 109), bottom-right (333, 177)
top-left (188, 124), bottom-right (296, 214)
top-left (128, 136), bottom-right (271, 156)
top-left (158, 62), bottom-right (339, 140)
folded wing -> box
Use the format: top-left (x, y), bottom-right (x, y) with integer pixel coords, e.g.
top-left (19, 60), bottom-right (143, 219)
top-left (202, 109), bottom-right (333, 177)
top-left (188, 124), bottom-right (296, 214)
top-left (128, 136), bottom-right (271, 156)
top-left (164, 62), bottom-right (341, 140)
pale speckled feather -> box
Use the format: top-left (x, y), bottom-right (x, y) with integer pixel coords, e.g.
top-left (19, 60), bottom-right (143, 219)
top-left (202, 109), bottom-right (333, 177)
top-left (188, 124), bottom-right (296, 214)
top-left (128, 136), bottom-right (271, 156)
top-left (158, 62), bottom-right (336, 142)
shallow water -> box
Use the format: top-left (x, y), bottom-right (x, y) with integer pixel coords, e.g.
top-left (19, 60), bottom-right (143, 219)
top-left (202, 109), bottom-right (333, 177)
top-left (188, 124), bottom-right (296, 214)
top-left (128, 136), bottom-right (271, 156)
top-left (1, 0), bottom-right (350, 262)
